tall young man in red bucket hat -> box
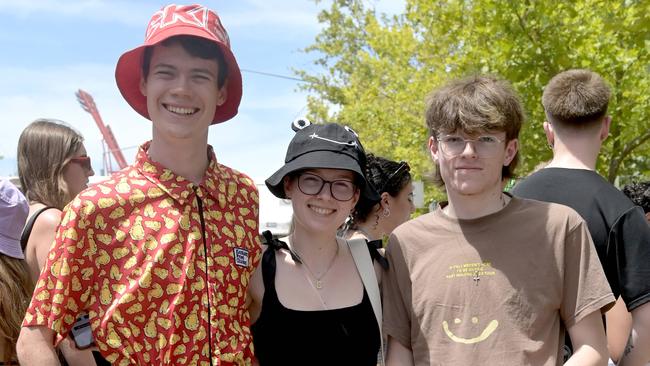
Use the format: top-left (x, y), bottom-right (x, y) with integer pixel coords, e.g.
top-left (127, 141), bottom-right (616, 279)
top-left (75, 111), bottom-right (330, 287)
top-left (17, 4), bottom-right (261, 366)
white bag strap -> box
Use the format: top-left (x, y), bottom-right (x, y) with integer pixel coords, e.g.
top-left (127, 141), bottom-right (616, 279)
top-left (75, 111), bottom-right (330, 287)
top-left (346, 238), bottom-right (385, 366)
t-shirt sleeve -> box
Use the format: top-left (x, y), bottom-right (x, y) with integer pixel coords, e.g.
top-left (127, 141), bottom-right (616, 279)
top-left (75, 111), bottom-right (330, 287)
top-left (560, 219), bottom-right (615, 328)
top-left (382, 233), bottom-right (412, 348)
top-left (611, 206), bottom-right (650, 310)
top-left (22, 197), bottom-right (96, 344)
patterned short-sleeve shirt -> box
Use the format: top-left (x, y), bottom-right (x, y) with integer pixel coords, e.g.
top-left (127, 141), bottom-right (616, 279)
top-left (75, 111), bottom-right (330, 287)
top-left (23, 142), bottom-right (262, 366)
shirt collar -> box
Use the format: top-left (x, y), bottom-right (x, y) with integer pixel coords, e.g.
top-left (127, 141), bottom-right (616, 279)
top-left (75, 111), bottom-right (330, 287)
top-left (135, 141), bottom-right (223, 205)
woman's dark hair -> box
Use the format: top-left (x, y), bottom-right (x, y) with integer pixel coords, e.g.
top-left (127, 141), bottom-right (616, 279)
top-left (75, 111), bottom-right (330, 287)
top-left (142, 35), bottom-right (228, 89)
top-left (622, 181), bottom-right (650, 213)
top-left (351, 154), bottom-right (412, 224)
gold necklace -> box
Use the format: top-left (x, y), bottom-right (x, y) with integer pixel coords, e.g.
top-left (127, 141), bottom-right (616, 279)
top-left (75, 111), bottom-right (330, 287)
top-left (292, 239), bottom-right (340, 289)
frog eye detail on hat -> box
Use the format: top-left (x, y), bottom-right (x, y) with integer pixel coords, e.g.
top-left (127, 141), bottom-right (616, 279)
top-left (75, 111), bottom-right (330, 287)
top-left (292, 117), bottom-right (312, 131)
top-left (344, 126), bottom-right (359, 137)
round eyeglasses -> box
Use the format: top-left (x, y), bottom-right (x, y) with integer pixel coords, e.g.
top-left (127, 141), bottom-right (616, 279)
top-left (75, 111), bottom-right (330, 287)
top-left (297, 172), bottom-right (357, 201)
top-left (437, 135), bottom-right (505, 157)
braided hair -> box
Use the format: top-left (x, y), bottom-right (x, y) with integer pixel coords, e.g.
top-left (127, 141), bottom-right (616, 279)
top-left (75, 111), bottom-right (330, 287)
top-left (348, 154), bottom-right (412, 229)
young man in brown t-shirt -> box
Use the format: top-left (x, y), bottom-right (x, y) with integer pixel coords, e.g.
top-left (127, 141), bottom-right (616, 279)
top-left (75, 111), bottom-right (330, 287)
top-left (382, 75), bottom-right (615, 365)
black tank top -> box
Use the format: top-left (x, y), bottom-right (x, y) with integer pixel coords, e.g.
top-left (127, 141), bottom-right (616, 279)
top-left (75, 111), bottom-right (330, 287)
top-left (251, 236), bottom-right (380, 366)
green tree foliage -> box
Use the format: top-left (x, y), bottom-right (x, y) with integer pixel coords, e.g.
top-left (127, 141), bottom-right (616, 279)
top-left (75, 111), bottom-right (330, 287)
top-left (298, 0), bottom-right (650, 203)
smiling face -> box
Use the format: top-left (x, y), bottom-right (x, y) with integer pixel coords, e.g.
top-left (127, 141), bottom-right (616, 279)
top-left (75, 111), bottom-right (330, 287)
top-left (429, 131), bottom-right (518, 199)
top-left (442, 316), bottom-right (499, 344)
top-left (140, 42), bottom-right (226, 143)
top-left (284, 168), bottom-right (360, 236)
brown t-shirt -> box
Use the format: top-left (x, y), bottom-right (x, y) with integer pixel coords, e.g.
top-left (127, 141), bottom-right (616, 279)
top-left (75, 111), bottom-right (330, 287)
top-left (383, 197), bottom-right (614, 365)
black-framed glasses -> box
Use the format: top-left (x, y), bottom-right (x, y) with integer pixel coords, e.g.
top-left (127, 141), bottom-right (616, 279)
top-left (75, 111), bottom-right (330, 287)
top-left (68, 156), bottom-right (92, 171)
top-left (437, 135), bottom-right (505, 157)
top-left (297, 172), bottom-right (357, 201)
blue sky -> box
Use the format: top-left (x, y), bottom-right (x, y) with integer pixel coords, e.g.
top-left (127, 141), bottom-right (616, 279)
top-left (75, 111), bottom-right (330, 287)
top-left (0, 0), bottom-right (404, 183)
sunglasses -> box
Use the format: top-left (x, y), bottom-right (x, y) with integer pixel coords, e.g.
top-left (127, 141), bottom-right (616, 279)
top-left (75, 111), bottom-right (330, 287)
top-left (69, 156), bottom-right (92, 171)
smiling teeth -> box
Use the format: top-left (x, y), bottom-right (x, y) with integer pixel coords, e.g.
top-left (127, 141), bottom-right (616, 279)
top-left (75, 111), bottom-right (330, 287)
top-left (310, 206), bottom-right (334, 215)
top-left (166, 105), bottom-right (197, 115)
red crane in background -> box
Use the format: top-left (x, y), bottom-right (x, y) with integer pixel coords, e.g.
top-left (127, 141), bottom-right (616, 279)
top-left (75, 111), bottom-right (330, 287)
top-left (76, 89), bottom-right (128, 175)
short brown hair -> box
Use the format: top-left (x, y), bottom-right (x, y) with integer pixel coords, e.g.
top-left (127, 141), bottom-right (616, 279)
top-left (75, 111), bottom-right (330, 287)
top-left (542, 69), bottom-right (610, 128)
top-left (17, 119), bottom-right (85, 210)
top-left (425, 75), bottom-right (524, 186)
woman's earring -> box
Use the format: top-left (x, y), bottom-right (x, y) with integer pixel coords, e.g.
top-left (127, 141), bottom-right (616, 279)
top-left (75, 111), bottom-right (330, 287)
top-left (382, 208), bottom-right (391, 217)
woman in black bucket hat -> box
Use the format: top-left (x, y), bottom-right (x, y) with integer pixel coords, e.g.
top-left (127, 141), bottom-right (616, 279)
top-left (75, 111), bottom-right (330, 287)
top-left (249, 119), bottom-right (385, 366)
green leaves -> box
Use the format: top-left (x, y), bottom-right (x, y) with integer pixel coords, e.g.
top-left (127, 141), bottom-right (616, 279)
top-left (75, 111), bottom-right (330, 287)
top-left (300, 0), bottom-right (650, 205)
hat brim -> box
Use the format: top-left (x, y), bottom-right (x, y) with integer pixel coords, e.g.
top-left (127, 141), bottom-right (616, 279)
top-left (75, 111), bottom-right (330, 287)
top-left (0, 233), bottom-right (24, 259)
top-left (115, 25), bottom-right (242, 125)
top-left (265, 151), bottom-right (380, 202)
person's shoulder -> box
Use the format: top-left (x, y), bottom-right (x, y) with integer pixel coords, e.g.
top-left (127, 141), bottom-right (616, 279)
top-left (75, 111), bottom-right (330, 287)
top-left (514, 195), bottom-right (572, 211)
top-left (512, 168), bottom-right (567, 194)
top-left (69, 170), bottom-right (147, 213)
top-left (214, 163), bottom-right (258, 189)
top-left (515, 197), bottom-right (588, 236)
top-left (31, 206), bottom-right (64, 232)
top-left (392, 211), bottom-right (438, 237)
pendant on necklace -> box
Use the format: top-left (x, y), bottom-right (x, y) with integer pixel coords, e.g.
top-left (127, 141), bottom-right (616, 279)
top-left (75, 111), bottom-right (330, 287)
top-left (473, 271), bottom-right (480, 286)
top-left (315, 280), bottom-right (323, 289)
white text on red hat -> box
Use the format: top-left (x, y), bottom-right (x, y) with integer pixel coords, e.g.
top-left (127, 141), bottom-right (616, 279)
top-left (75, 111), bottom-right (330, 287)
top-left (146, 5), bottom-right (230, 47)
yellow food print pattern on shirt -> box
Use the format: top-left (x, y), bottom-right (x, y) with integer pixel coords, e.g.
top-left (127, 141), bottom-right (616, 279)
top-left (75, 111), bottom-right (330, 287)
top-left (442, 317), bottom-right (499, 344)
top-left (23, 143), bottom-right (261, 365)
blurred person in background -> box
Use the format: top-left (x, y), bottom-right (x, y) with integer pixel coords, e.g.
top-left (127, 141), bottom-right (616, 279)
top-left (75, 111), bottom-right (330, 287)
top-left (342, 153), bottom-right (415, 243)
top-left (0, 179), bottom-right (32, 365)
top-left (17, 119), bottom-right (97, 365)
top-left (622, 181), bottom-right (650, 223)
top-left (513, 69), bottom-right (650, 365)
top-left (605, 181), bottom-right (650, 366)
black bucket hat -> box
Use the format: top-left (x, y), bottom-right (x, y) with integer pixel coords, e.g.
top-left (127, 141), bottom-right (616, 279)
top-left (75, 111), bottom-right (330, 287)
top-left (266, 119), bottom-right (380, 203)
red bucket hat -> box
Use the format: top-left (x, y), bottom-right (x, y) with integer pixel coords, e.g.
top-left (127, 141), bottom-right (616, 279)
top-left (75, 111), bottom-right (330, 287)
top-left (115, 4), bottom-right (242, 124)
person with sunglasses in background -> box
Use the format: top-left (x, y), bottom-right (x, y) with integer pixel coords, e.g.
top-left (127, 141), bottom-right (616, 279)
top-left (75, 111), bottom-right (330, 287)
top-left (249, 120), bottom-right (386, 365)
top-left (342, 154), bottom-right (415, 246)
top-left (16, 119), bottom-right (97, 366)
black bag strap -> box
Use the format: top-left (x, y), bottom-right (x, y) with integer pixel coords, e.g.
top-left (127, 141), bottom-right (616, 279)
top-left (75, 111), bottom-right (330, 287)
top-left (260, 230), bottom-right (300, 290)
top-left (20, 206), bottom-right (56, 251)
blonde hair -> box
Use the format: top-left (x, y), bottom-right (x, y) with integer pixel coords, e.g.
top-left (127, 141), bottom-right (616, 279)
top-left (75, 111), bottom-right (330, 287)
top-left (0, 255), bottom-right (33, 362)
top-left (542, 69), bottom-right (610, 128)
top-left (18, 119), bottom-right (85, 210)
